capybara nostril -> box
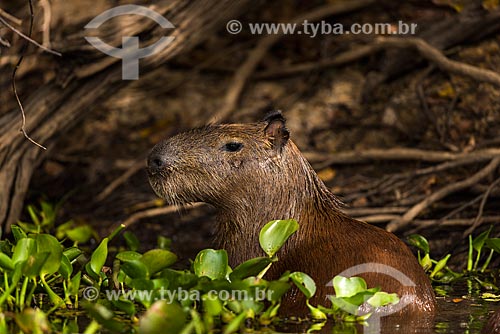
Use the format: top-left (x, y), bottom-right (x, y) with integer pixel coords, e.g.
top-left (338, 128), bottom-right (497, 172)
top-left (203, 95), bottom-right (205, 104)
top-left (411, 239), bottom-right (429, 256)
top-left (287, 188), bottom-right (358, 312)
top-left (147, 153), bottom-right (168, 173)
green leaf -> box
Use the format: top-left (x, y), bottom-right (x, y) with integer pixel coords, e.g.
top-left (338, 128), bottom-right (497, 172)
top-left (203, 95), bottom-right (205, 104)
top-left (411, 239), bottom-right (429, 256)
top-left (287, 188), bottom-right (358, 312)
top-left (420, 253), bottom-right (432, 272)
top-left (69, 272), bottom-right (82, 297)
top-left (430, 254), bottom-right (451, 278)
top-left (332, 276), bottom-right (367, 298)
top-left (0, 253), bottom-right (14, 271)
top-left (328, 296), bottom-right (359, 315)
top-left (27, 205), bottom-right (41, 226)
top-left (407, 234), bottom-right (430, 254)
top-left (289, 272), bottom-right (316, 299)
top-left (111, 298), bottom-right (136, 316)
top-left (66, 225), bottom-right (94, 244)
top-left (141, 249), bottom-right (178, 276)
top-left (157, 236), bottom-right (172, 250)
top-left (138, 301), bottom-right (186, 334)
top-left (116, 251), bottom-right (143, 262)
top-left (223, 311), bottom-right (246, 334)
top-left (23, 252), bottom-right (50, 278)
top-left (366, 292), bottom-right (399, 307)
top-left (124, 231), bottom-right (140, 251)
top-left (12, 238), bottom-right (35, 265)
top-left (259, 219), bottom-right (299, 258)
top-left (473, 226), bottom-right (492, 252)
top-left (59, 254), bottom-right (73, 280)
top-left (230, 257), bottom-right (273, 281)
top-left (193, 249), bottom-right (228, 280)
top-left (202, 294), bottom-right (223, 316)
top-left (15, 308), bottom-right (50, 334)
top-left (63, 247), bottom-right (83, 261)
top-left (90, 238), bottom-right (108, 277)
top-left (11, 225), bottom-right (27, 242)
top-left (121, 259), bottom-right (149, 279)
top-left (84, 303), bottom-right (126, 333)
top-left (306, 300), bottom-right (327, 320)
top-left (486, 238), bottom-right (500, 253)
top-left (266, 281), bottom-right (291, 302)
top-left (34, 234), bottom-right (63, 275)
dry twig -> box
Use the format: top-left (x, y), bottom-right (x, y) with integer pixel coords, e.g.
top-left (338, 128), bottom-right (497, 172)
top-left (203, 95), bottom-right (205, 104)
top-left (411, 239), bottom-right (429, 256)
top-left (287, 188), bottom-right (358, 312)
top-left (116, 203), bottom-right (205, 231)
top-left (208, 0), bottom-right (375, 124)
top-left (97, 160), bottom-right (146, 202)
top-left (462, 176), bottom-right (500, 237)
top-left (307, 147), bottom-right (500, 167)
top-left (376, 36), bottom-right (500, 87)
top-left (386, 157), bottom-right (500, 232)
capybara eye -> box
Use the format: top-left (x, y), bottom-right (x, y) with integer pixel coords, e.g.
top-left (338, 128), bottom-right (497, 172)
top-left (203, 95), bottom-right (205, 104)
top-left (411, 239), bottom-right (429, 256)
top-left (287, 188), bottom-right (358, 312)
top-left (223, 142), bottom-right (243, 152)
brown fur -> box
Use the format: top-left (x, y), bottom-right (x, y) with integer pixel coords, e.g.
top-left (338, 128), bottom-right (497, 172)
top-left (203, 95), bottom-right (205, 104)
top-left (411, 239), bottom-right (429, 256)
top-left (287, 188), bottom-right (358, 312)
top-left (147, 113), bottom-right (436, 317)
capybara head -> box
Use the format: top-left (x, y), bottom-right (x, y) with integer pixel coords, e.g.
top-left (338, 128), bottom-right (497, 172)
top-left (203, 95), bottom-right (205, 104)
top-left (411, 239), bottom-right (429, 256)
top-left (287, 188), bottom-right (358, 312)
top-left (147, 112), bottom-right (293, 208)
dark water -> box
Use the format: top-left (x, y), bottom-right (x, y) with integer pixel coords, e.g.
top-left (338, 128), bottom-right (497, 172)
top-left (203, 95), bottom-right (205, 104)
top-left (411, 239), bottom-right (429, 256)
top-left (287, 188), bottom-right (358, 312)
top-left (274, 296), bottom-right (498, 333)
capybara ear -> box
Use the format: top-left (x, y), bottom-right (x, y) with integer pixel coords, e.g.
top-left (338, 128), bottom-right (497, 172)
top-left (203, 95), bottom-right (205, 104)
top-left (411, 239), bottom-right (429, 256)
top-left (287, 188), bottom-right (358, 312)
top-left (264, 111), bottom-right (290, 150)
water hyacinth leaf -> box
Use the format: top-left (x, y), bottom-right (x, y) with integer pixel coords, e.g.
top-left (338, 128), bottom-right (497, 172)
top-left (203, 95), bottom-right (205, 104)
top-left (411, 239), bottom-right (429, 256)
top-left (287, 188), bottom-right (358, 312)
top-left (16, 222), bottom-right (38, 234)
top-left (241, 299), bottom-right (264, 313)
top-left (160, 269), bottom-right (198, 290)
top-left (59, 254), bottom-right (73, 280)
top-left (62, 318), bottom-right (79, 334)
top-left (267, 280), bottom-right (291, 302)
top-left (63, 247), bottom-right (83, 261)
top-left (35, 234), bottom-right (63, 275)
top-left (65, 225), bottom-right (94, 244)
top-left (157, 236), bottom-right (172, 250)
top-left (55, 220), bottom-right (75, 239)
top-left (141, 249), bottom-right (178, 275)
top-left (340, 289), bottom-right (379, 308)
top-left (121, 259), bottom-right (149, 279)
top-left (12, 237), bottom-right (35, 265)
top-left (328, 296), bottom-right (359, 315)
top-left (116, 251), bottom-right (143, 262)
top-left (430, 254), bottom-right (451, 278)
top-left (90, 238), bottom-right (108, 277)
top-left (407, 234), bottom-right (430, 254)
top-left (472, 226), bottom-right (492, 252)
top-left (11, 225), bottom-right (27, 241)
top-left (151, 278), bottom-right (170, 290)
top-left (23, 252), bottom-right (50, 278)
top-left (0, 253), bottom-right (14, 271)
top-left (193, 249), bottom-right (228, 280)
top-left (138, 300), bottom-right (186, 334)
top-left (223, 311), bottom-right (246, 334)
top-left (85, 303), bottom-right (126, 333)
top-left (367, 292), bottom-right (399, 307)
top-left (259, 219), bottom-right (299, 258)
top-left (124, 231), bottom-right (140, 251)
top-left (306, 300), bottom-right (327, 320)
top-left (15, 308), bottom-right (50, 334)
top-left (290, 272), bottom-right (316, 299)
top-left (420, 253), bottom-right (432, 272)
top-left (70, 271), bottom-right (82, 297)
top-left (229, 257), bottom-right (273, 281)
top-left (486, 238), bottom-right (500, 253)
top-left (332, 276), bottom-right (367, 298)
top-left (203, 294), bottom-right (223, 316)
top-left (111, 298), bottom-right (136, 316)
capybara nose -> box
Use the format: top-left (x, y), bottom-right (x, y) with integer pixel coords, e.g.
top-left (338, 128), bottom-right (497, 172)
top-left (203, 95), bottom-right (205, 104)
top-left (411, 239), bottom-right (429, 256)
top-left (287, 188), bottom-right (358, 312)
top-left (147, 152), bottom-right (168, 174)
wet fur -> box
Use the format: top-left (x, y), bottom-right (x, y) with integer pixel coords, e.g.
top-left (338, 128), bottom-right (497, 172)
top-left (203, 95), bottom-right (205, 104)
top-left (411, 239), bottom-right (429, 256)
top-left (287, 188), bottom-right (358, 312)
top-left (148, 115), bottom-right (436, 316)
